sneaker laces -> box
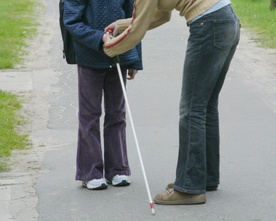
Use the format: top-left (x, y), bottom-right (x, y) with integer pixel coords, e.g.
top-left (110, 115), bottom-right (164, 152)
top-left (165, 188), bottom-right (175, 194)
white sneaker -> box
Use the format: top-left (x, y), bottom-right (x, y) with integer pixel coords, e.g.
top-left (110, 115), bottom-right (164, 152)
top-left (82, 178), bottom-right (107, 190)
top-left (107, 175), bottom-right (130, 186)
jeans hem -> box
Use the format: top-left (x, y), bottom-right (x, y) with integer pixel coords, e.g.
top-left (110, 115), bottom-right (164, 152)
top-left (207, 181), bottom-right (220, 186)
top-left (173, 186), bottom-right (206, 195)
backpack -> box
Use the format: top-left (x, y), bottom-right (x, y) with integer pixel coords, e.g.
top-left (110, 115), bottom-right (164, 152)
top-left (59, 0), bottom-right (84, 64)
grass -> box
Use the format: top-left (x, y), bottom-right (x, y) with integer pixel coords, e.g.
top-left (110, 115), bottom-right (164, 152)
top-left (232, 0), bottom-right (276, 48)
top-left (0, 0), bottom-right (37, 171)
top-left (0, 91), bottom-right (29, 171)
top-left (0, 0), bottom-right (38, 68)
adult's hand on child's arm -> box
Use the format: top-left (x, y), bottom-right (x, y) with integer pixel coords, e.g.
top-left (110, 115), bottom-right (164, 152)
top-left (102, 32), bottom-right (113, 44)
top-left (104, 22), bottom-right (119, 36)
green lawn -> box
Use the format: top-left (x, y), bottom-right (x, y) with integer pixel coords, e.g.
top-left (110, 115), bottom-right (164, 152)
top-left (0, 0), bottom-right (37, 171)
top-left (0, 91), bottom-right (29, 171)
top-left (232, 0), bottom-right (276, 48)
top-left (0, 0), bottom-right (37, 69)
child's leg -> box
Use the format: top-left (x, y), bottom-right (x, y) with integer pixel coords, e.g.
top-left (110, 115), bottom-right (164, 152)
top-left (76, 65), bottom-right (105, 181)
top-left (103, 68), bottom-right (131, 180)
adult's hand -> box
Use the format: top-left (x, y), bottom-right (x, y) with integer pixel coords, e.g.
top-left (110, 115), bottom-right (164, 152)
top-left (104, 22), bottom-right (119, 36)
top-left (102, 32), bottom-right (113, 44)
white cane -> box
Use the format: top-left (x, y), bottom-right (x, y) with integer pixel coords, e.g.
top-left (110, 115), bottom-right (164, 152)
top-left (114, 54), bottom-right (156, 215)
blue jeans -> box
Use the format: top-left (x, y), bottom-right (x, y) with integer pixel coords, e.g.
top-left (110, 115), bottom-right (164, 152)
top-left (174, 5), bottom-right (240, 194)
top-left (76, 65), bottom-right (131, 181)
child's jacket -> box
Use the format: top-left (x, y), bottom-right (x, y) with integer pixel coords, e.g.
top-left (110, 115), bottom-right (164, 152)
top-left (64, 0), bottom-right (142, 70)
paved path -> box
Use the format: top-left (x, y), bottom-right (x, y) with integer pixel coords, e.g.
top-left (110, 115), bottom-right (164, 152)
top-left (1, 0), bottom-right (276, 220)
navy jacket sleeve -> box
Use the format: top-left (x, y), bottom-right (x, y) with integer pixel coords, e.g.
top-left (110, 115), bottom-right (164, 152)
top-left (63, 0), bottom-right (104, 51)
top-left (127, 42), bottom-right (143, 70)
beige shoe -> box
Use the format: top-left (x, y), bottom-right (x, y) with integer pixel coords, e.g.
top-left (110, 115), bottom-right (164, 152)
top-left (166, 182), bottom-right (174, 190)
top-left (154, 188), bottom-right (206, 205)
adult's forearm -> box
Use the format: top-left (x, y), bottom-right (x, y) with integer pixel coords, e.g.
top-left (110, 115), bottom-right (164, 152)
top-left (104, 0), bottom-right (158, 57)
top-left (148, 9), bottom-right (172, 30)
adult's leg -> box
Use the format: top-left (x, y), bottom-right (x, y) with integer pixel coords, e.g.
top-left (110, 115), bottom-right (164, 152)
top-left (206, 5), bottom-right (240, 187)
top-left (206, 41), bottom-right (239, 187)
top-left (174, 5), bottom-right (240, 194)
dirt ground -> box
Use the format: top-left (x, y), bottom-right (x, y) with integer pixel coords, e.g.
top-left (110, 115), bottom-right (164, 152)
top-left (0, 1), bottom-right (56, 219)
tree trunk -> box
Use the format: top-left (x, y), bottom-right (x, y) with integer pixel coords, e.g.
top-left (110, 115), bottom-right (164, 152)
top-left (271, 0), bottom-right (276, 10)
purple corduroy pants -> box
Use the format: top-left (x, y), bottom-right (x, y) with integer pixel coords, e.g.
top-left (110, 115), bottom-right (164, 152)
top-left (75, 65), bottom-right (131, 181)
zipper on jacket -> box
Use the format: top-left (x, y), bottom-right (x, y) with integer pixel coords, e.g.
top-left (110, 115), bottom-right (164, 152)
top-left (106, 0), bottom-right (117, 68)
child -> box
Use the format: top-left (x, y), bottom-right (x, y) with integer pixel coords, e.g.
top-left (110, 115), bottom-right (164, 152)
top-left (63, 0), bottom-right (142, 190)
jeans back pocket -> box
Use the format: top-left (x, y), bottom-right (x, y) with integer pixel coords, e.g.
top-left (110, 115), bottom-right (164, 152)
top-left (213, 20), bottom-right (238, 49)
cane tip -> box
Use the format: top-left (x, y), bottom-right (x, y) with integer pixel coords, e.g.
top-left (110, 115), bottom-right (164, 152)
top-left (150, 203), bottom-right (155, 215)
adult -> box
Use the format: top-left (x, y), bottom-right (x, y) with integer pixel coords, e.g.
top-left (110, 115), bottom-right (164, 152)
top-left (103, 0), bottom-right (240, 204)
